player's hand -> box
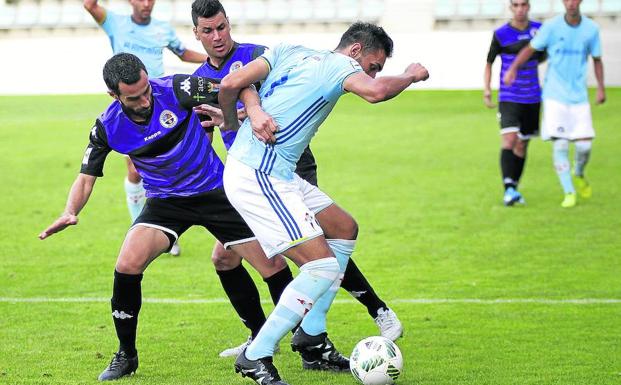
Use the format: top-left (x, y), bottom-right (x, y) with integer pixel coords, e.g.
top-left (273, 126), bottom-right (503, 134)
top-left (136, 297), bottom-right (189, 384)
top-left (483, 90), bottom-right (496, 108)
top-left (503, 69), bottom-right (517, 86)
top-left (406, 63), bottom-right (429, 82)
top-left (596, 88), bottom-right (606, 105)
top-left (247, 105), bottom-right (278, 144)
top-left (38, 213), bottom-right (78, 240)
top-left (193, 104), bottom-right (224, 128)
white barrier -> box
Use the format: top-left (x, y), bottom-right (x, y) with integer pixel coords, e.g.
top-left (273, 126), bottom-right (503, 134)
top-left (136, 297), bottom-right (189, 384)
top-left (0, 29), bottom-right (619, 95)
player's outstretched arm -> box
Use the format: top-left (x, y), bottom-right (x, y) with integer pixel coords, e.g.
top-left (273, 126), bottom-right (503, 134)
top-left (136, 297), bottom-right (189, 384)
top-left (504, 45), bottom-right (535, 86)
top-left (39, 174), bottom-right (97, 240)
top-left (219, 58), bottom-right (271, 134)
top-left (83, 0), bottom-right (106, 24)
top-left (344, 63), bottom-right (429, 104)
top-left (180, 49), bottom-right (208, 64)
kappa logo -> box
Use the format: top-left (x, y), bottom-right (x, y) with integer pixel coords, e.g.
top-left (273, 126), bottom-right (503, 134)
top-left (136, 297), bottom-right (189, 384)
top-left (229, 61), bottom-right (243, 73)
top-left (112, 310), bottom-right (134, 319)
top-left (180, 76), bottom-right (192, 96)
top-left (296, 298), bottom-right (313, 315)
top-left (82, 147), bottom-right (92, 165)
top-left (90, 125), bottom-right (97, 138)
top-left (159, 110), bottom-right (178, 128)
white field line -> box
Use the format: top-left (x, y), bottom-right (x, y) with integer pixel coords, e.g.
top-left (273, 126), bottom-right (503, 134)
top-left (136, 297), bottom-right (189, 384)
top-left (0, 297), bottom-right (620, 305)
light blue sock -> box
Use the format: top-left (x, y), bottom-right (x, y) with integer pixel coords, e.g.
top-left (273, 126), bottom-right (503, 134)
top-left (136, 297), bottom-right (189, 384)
top-left (574, 140), bottom-right (592, 177)
top-left (553, 139), bottom-right (574, 194)
top-left (300, 239), bottom-right (356, 336)
top-left (124, 178), bottom-right (146, 222)
top-left (246, 257), bottom-right (340, 360)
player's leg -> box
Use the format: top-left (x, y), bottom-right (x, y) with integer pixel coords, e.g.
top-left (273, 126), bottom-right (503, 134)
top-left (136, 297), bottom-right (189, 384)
top-left (498, 102), bottom-right (524, 206)
top-left (571, 103), bottom-right (596, 199)
top-left (98, 225), bottom-right (174, 381)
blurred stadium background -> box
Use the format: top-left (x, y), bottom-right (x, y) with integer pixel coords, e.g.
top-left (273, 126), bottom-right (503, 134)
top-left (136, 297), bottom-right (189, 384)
top-left (0, 0), bottom-right (619, 94)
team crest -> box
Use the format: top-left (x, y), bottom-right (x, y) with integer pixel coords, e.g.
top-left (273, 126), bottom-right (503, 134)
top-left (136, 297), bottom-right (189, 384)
top-left (229, 61), bottom-right (243, 73)
top-left (159, 110), bottom-right (178, 128)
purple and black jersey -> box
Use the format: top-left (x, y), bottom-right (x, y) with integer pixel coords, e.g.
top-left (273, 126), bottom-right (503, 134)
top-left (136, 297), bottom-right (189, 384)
top-left (81, 75), bottom-right (224, 198)
top-left (487, 21), bottom-right (544, 104)
top-left (194, 42), bottom-right (266, 149)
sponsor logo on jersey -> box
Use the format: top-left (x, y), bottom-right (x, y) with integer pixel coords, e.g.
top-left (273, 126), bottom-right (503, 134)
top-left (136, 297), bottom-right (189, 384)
top-left (229, 61), bottom-right (243, 73)
top-left (112, 310), bottom-right (134, 319)
top-left (180, 76), bottom-right (192, 96)
top-left (159, 110), bottom-right (178, 128)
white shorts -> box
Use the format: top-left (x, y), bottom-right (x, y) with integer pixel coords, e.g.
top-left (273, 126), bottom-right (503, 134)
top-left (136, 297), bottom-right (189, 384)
top-left (223, 156), bottom-right (333, 258)
top-left (542, 99), bottom-right (595, 141)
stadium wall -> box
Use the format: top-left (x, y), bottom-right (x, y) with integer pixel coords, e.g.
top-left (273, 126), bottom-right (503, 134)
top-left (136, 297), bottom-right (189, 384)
top-left (0, 29), bottom-right (620, 95)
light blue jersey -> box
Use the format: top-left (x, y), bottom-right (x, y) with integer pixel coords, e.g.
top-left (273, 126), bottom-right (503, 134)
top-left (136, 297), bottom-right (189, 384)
top-left (228, 43), bottom-right (362, 181)
top-left (101, 10), bottom-right (186, 77)
top-left (530, 14), bottom-right (601, 104)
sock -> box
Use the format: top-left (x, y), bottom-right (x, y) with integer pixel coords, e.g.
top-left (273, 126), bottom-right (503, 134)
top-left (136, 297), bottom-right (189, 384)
top-left (111, 270), bottom-right (142, 357)
top-left (124, 178), bottom-right (146, 222)
top-left (263, 264), bottom-right (294, 305)
top-left (341, 258), bottom-right (387, 318)
top-left (513, 153), bottom-right (526, 186)
top-left (553, 139), bottom-right (575, 194)
top-left (299, 239), bottom-right (355, 336)
top-left (216, 263), bottom-right (266, 339)
top-left (245, 257), bottom-right (340, 360)
top-left (574, 140), bottom-right (592, 177)
top-left (500, 149), bottom-right (517, 190)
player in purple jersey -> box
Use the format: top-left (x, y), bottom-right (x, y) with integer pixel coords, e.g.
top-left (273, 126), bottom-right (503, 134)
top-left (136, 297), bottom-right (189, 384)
top-left (484, 0), bottom-right (545, 206)
top-left (189, 0), bottom-right (403, 359)
top-left (84, 0), bottom-right (207, 256)
top-left (38, 53), bottom-right (287, 382)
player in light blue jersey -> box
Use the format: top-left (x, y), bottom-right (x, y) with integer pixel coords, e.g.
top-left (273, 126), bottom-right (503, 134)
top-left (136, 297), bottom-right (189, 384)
top-left (84, 0), bottom-right (207, 252)
top-left (505, 0), bottom-right (606, 208)
top-left (218, 22), bottom-right (429, 385)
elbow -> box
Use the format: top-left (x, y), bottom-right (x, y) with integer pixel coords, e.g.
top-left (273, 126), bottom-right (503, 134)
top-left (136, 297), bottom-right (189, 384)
top-left (367, 85), bottom-right (389, 104)
top-left (220, 74), bottom-right (244, 93)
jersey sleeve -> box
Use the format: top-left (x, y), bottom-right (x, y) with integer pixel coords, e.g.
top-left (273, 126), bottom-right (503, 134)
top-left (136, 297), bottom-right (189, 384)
top-left (486, 33), bottom-right (500, 63)
top-left (80, 120), bottom-right (112, 177)
top-left (530, 20), bottom-right (550, 51)
top-left (165, 24), bottom-right (186, 57)
top-left (589, 26), bottom-right (602, 58)
top-left (100, 9), bottom-right (118, 36)
top-left (260, 43), bottom-right (292, 71)
top-left (325, 53), bottom-right (363, 96)
top-left (172, 74), bottom-right (220, 109)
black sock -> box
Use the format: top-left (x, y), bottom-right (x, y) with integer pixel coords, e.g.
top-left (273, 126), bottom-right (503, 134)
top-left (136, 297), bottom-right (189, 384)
top-left (341, 259), bottom-right (387, 318)
top-left (216, 263), bottom-right (266, 338)
top-left (500, 149), bottom-right (517, 189)
top-left (263, 265), bottom-right (294, 305)
top-left (111, 270), bottom-right (142, 357)
top-left (513, 154), bottom-right (525, 185)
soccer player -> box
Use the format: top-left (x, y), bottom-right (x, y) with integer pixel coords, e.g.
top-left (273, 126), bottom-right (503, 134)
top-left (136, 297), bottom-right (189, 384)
top-left (219, 22), bottom-right (429, 384)
top-left (38, 53), bottom-right (286, 381)
top-left (504, 0), bottom-right (606, 208)
top-left (484, 0), bottom-right (545, 206)
top-left (190, 0), bottom-right (403, 359)
top-left (84, 0), bottom-right (207, 254)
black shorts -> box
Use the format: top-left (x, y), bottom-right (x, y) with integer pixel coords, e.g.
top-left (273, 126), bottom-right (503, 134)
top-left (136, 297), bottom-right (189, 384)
top-left (498, 102), bottom-right (541, 139)
top-left (134, 188), bottom-right (255, 250)
top-left (295, 146), bottom-right (318, 187)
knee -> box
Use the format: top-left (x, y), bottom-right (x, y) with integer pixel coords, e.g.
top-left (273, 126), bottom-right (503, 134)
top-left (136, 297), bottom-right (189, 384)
top-left (255, 255), bottom-right (288, 278)
top-left (514, 140), bottom-right (528, 157)
top-left (211, 247), bottom-right (242, 271)
top-left (336, 215), bottom-right (358, 240)
top-left (115, 253), bottom-right (148, 275)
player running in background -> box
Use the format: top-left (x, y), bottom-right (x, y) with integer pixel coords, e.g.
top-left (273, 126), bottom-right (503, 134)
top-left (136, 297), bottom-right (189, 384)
top-left (504, 0), bottom-right (606, 208)
top-left (38, 53), bottom-right (285, 382)
top-left (484, 0), bottom-right (545, 206)
top-left (219, 22), bottom-right (429, 384)
top-left (84, 0), bottom-right (207, 254)
top-left (190, 0), bottom-right (403, 359)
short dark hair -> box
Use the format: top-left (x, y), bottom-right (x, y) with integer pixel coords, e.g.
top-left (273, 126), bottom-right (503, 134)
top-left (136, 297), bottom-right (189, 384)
top-left (336, 22), bottom-right (393, 58)
top-left (103, 53), bottom-right (147, 95)
top-left (191, 0), bottom-right (226, 26)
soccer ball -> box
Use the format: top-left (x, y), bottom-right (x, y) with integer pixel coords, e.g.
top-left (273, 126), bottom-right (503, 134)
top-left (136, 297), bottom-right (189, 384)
top-left (349, 336), bottom-right (403, 385)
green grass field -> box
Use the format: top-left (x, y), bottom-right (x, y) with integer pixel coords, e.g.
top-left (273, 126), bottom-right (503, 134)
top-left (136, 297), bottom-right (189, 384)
top-left (1, 90), bottom-right (620, 385)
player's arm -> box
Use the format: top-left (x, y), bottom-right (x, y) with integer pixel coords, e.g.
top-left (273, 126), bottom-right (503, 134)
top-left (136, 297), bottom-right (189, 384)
top-left (219, 58), bottom-right (276, 142)
top-left (343, 63), bottom-right (429, 104)
top-left (39, 173), bottom-right (97, 240)
top-left (484, 34), bottom-right (500, 108)
top-left (180, 49), bottom-right (208, 64)
top-left (503, 45), bottom-right (536, 86)
top-left (83, 0), bottom-right (106, 24)
top-left (593, 57), bottom-right (605, 104)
